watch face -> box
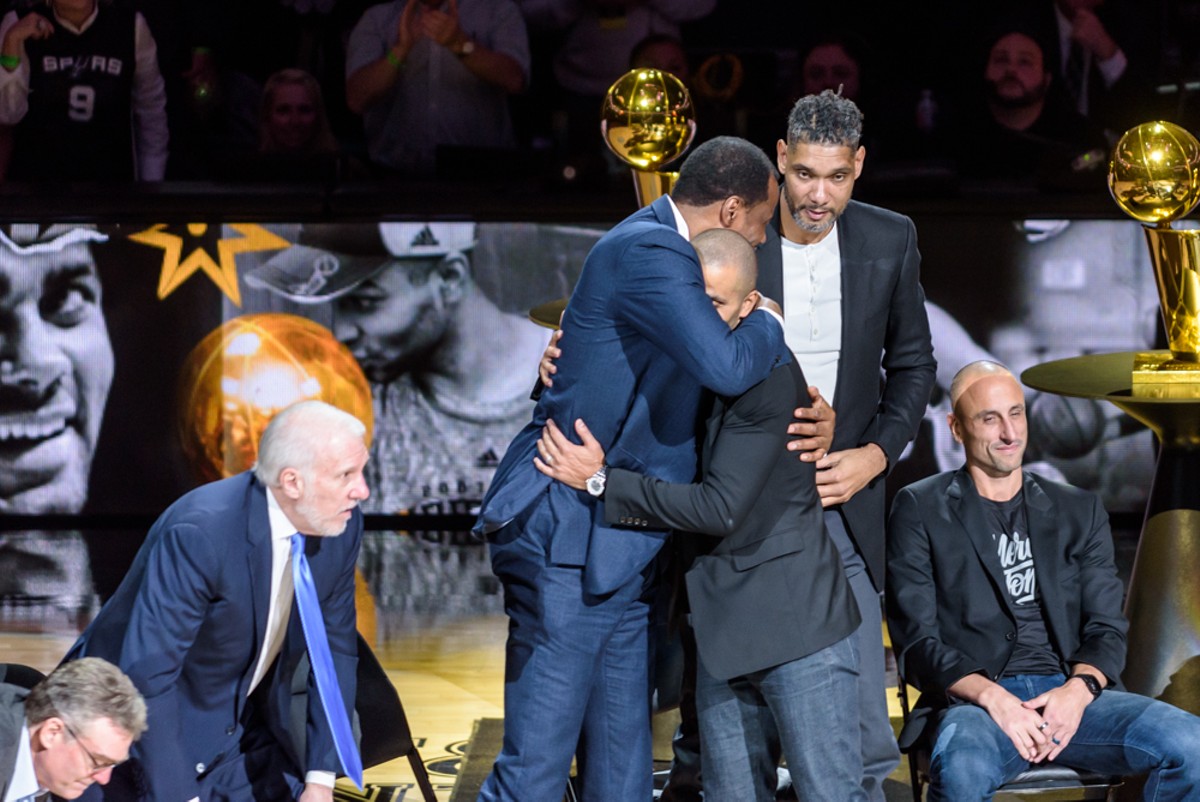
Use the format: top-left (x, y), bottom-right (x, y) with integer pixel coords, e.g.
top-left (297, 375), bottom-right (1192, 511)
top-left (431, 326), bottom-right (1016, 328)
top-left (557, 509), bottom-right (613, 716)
top-left (587, 475), bottom-right (604, 496)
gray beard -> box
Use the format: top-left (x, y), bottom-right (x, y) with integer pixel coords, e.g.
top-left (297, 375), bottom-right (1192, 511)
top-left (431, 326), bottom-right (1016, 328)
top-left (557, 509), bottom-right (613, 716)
top-left (785, 189), bottom-right (838, 235)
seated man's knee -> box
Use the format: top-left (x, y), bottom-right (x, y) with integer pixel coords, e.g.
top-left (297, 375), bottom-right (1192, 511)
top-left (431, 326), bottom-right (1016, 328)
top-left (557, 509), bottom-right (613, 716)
top-left (928, 718), bottom-right (1007, 798)
top-left (1157, 707), bottom-right (1200, 779)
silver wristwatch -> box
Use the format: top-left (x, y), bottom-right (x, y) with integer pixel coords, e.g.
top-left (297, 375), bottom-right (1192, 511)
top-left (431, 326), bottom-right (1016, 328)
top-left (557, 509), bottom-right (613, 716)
top-left (586, 465), bottom-right (607, 498)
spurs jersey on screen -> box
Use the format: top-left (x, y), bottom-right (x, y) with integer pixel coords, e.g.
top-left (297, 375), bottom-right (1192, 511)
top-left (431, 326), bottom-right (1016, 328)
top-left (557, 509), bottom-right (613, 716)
top-left (12, 4), bottom-right (136, 180)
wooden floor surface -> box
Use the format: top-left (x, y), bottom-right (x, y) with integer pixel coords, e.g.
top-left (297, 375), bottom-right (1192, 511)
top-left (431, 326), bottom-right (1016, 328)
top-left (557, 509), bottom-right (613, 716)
top-left (3, 618), bottom-right (910, 801)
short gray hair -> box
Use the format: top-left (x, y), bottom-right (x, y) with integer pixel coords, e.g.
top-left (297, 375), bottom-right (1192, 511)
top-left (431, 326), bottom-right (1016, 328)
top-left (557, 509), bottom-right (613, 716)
top-left (693, 228), bottom-right (757, 291)
top-left (253, 400), bottom-right (367, 486)
top-left (25, 658), bottom-right (147, 739)
top-left (785, 89), bottom-right (863, 150)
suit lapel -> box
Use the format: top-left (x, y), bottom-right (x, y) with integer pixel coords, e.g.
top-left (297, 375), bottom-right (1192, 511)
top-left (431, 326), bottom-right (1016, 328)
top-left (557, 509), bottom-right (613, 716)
top-left (1024, 473), bottom-right (1067, 650)
top-left (947, 468), bottom-right (1013, 612)
top-left (246, 481), bottom-right (274, 685)
top-left (760, 206), bottom-right (785, 311)
top-left (834, 203), bottom-right (869, 408)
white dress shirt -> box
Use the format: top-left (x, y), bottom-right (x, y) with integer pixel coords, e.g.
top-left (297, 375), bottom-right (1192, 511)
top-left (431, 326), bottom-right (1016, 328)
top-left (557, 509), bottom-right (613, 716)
top-left (3, 722), bottom-right (40, 802)
top-left (781, 222), bottom-right (843, 405)
top-left (251, 489), bottom-right (335, 790)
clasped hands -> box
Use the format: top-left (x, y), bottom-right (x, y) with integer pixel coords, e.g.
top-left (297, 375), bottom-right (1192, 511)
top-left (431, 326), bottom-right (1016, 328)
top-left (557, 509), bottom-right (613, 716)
top-left (984, 678), bottom-right (1095, 763)
top-left (397, 0), bottom-right (467, 53)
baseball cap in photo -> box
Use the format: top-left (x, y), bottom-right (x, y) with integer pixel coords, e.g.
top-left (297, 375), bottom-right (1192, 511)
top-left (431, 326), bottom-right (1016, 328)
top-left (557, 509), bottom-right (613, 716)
top-left (245, 222), bottom-right (477, 304)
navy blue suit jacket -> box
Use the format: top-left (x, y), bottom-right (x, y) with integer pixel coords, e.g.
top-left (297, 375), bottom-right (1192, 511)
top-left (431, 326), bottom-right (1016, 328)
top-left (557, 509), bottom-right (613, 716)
top-left (757, 199), bottom-right (936, 589)
top-left (478, 195), bottom-right (789, 595)
top-left (68, 472), bottom-right (361, 800)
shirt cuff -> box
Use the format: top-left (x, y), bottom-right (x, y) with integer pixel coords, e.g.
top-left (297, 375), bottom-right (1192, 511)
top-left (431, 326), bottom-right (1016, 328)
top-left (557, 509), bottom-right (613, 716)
top-left (757, 307), bottom-right (785, 329)
top-left (1096, 49), bottom-right (1127, 88)
top-left (305, 770), bottom-right (336, 788)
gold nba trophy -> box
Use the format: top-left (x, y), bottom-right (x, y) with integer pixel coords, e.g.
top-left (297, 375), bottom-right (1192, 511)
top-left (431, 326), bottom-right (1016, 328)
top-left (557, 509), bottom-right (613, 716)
top-left (1108, 120), bottom-right (1200, 394)
top-left (601, 68), bottom-right (696, 207)
top-left (1021, 121), bottom-right (1200, 718)
top-left (530, 69), bottom-right (696, 328)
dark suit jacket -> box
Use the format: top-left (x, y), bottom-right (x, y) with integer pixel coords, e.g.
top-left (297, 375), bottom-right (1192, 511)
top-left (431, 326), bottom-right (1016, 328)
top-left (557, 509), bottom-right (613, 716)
top-left (885, 468), bottom-right (1128, 749)
top-left (604, 360), bottom-right (860, 681)
top-left (478, 195), bottom-right (789, 595)
top-left (67, 472), bottom-right (361, 800)
top-left (757, 199), bottom-right (936, 590)
top-left (0, 684), bottom-right (29, 797)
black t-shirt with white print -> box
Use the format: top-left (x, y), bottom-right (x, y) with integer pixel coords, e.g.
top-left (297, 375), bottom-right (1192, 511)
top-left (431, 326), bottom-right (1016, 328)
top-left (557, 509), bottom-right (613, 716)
top-left (983, 490), bottom-right (1063, 677)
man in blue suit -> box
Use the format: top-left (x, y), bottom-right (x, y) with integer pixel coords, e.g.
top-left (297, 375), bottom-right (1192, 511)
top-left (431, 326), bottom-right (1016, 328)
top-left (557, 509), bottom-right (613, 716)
top-left (68, 400), bottom-right (370, 802)
top-left (474, 136), bottom-right (791, 802)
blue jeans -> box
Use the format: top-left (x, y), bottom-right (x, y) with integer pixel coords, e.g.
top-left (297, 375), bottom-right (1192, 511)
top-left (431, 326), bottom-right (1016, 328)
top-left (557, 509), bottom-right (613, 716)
top-left (826, 510), bottom-right (901, 802)
top-left (480, 500), bottom-right (655, 802)
top-left (929, 673), bottom-right (1200, 801)
top-left (695, 632), bottom-right (867, 802)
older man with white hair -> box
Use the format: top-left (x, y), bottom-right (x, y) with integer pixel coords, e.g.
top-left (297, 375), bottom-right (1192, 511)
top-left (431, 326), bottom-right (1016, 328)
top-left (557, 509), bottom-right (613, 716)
top-left (67, 400), bottom-right (370, 802)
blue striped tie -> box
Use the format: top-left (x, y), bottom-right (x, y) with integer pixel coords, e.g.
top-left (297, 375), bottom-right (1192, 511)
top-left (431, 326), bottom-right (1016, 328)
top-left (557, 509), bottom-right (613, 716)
top-left (291, 533), bottom-right (364, 789)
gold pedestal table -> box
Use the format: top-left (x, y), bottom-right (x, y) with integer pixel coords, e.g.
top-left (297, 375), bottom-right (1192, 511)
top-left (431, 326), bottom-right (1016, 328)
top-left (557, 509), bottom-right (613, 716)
top-left (1023, 351), bottom-right (1200, 714)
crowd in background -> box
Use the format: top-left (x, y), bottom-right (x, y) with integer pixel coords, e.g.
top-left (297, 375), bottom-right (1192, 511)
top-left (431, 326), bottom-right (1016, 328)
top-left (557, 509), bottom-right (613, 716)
top-left (0, 0), bottom-right (1193, 193)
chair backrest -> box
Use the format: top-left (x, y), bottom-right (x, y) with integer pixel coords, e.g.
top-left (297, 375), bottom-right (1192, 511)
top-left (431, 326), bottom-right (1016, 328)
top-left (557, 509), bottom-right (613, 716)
top-left (0, 664), bottom-right (46, 691)
top-left (895, 679), bottom-right (1121, 801)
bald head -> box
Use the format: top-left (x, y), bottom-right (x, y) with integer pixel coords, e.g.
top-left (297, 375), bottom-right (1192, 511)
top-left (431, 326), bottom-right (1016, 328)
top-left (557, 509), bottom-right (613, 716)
top-left (693, 228), bottom-right (760, 328)
top-left (949, 360), bottom-right (1015, 413)
top-left (694, 228), bottom-right (757, 294)
top-left (947, 360), bottom-right (1028, 492)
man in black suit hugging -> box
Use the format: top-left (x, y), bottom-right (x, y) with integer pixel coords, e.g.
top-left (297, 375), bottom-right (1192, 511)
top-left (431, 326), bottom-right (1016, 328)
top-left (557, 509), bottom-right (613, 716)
top-left (535, 228), bottom-right (865, 801)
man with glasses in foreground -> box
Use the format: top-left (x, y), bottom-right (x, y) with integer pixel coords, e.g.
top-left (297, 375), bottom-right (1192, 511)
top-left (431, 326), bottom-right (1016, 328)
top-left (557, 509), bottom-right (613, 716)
top-left (1, 657), bottom-right (146, 800)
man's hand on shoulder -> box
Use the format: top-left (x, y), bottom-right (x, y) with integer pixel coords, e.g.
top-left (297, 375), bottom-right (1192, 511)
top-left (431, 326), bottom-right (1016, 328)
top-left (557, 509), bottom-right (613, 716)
top-left (538, 329), bottom-right (563, 387)
top-left (787, 387), bottom-right (834, 462)
top-left (299, 783), bottom-right (334, 802)
top-left (534, 418), bottom-right (604, 490)
top-left (756, 294), bottom-right (783, 317)
top-left (814, 443), bottom-right (886, 506)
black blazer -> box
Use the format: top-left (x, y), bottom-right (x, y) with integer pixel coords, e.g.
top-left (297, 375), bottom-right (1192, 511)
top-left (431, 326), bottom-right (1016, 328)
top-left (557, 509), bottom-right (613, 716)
top-left (604, 360), bottom-right (860, 681)
top-left (885, 468), bottom-right (1128, 749)
top-left (757, 199), bottom-right (937, 590)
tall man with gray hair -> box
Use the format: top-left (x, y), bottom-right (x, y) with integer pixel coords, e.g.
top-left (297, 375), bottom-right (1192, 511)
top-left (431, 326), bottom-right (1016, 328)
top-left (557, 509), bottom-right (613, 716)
top-left (755, 89), bottom-right (937, 800)
top-left (67, 400), bottom-right (370, 802)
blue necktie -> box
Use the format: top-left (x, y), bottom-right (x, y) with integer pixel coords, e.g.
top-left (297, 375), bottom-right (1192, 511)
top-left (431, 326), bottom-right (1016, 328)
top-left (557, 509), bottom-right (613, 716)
top-left (291, 533), bottom-right (364, 789)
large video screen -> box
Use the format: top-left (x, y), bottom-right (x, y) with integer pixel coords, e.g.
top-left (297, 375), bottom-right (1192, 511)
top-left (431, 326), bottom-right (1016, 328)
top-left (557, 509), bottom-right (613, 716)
top-left (0, 213), bottom-right (1162, 634)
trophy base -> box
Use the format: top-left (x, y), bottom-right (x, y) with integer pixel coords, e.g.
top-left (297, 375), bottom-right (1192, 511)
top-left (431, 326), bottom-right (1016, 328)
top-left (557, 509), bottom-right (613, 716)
top-left (1132, 352), bottom-right (1200, 398)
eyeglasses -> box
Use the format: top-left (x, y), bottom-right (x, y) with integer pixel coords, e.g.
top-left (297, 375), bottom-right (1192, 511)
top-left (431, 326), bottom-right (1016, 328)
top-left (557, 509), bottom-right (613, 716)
top-left (62, 721), bottom-right (125, 775)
